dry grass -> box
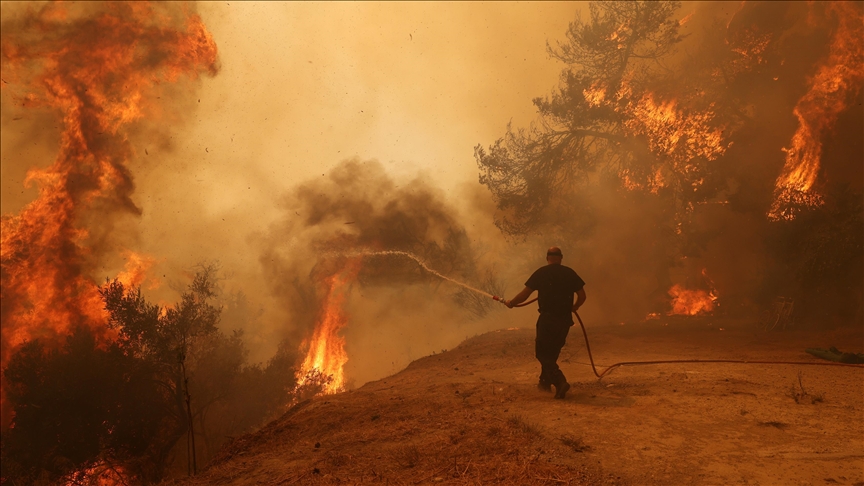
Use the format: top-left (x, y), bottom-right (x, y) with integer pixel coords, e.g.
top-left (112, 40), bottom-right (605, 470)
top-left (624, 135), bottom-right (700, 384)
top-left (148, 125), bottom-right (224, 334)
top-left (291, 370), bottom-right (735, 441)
top-left (176, 383), bottom-right (608, 486)
top-left (559, 435), bottom-right (591, 453)
top-left (506, 414), bottom-right (543, 439)
top-left (392, 444), bottom-right (421, 469)
top-left (164, 325), bottom-right (864, 486)
top-left (788, 371), bottom-right (825, 404)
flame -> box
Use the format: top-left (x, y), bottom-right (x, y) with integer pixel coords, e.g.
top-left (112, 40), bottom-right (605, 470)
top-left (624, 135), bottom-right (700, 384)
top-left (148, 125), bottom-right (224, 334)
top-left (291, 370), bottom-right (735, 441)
top-left (728, 31), bottom-right (771, 67)
top-left (667, 269), bottom-right (719, 316)
top-left (591, 76), bottom-right (728, 194)
top-left (668, 285), bottom-right (717, 316)
top-left (624, 93), bottom-right (727, 167)
top-left (296, 261), bottom-right (362, 395)
top-left (768, 2), bottom-right (864, 221)
top-left (115, 250), bottom-right (161, 290)
top-left (63, 461), bottom-right (129, 486)
top-left (0, 3), bottom-right (218, 427)
top-left (582, 82), bottom-right (607, 107)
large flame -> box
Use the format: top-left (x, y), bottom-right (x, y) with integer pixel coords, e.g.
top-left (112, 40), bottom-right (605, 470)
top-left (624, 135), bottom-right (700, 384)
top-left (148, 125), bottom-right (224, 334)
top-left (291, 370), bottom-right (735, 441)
top-left (667, 269), bottom-right (719, 316)
top-left (582, 77), bottom-right (728, 195)
top-left (296, 261), bottom-right (362, 395)
top-left (768, 2), bottom-right (864, 221)
top-left (0, 3), bottom-right (218, 426)
top-left (625, 93), bottom-right (727, 166)
top-left (668, 285), bottom-right (717, 316)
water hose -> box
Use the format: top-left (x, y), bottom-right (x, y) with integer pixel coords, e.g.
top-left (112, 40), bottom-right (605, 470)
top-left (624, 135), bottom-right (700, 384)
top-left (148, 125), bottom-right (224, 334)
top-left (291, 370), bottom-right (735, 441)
top-left (492, 295), bottom-right (537, 307)
top-left (571, 312), bottom-right (864, 379)
top-left (494, 295), bottom-right (864, 380)
top-left (353, 251), bottom-right (863, 379)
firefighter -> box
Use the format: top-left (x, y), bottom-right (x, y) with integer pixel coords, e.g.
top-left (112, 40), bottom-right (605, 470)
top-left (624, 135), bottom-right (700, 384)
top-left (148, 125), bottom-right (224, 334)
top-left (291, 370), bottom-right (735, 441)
top-left (504, 247), bottom-right (586, 399)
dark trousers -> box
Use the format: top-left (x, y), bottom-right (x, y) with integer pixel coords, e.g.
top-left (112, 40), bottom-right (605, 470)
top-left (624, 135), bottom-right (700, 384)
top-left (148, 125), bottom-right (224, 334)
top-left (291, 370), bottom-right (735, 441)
top-left (535, 314), bottom-right (572, 386)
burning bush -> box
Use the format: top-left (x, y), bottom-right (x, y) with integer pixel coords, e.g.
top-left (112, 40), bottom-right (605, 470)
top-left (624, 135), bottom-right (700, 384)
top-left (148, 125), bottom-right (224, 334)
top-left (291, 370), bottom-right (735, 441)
top-left (1, 268), bottom-right (298, 484)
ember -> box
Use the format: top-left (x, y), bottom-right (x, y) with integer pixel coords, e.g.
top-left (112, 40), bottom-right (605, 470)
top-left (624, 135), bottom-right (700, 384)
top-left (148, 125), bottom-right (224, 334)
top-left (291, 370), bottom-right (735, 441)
top-left (63, 461), bottom-right (129, 486)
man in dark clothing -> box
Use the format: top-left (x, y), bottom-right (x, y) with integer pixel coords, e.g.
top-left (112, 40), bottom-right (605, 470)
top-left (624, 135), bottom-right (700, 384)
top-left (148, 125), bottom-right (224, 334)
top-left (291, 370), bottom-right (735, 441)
top-left (504, 247), bottom-right (586, 399)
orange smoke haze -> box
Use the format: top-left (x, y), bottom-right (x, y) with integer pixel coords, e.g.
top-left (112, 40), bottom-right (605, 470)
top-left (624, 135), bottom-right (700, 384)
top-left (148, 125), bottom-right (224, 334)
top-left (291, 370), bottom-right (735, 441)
top-left (0, 2), bottom-right (859, 483)
top-left (0, 2), bottom-right (218, 426)
top-left (1, 0), bottom-right (861, 423)
top-left (2, 0), bottom-right (585, 407)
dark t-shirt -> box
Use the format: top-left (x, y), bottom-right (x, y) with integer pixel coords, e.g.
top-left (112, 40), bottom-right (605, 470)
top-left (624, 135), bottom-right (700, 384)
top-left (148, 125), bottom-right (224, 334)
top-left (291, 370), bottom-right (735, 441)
top-left (525, 264), bottom-right (585, 318)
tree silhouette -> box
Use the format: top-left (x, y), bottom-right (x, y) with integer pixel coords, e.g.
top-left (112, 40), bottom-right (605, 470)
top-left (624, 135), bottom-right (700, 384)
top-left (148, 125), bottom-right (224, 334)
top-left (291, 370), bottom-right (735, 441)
top-left (475, 1), bottom-right (685, 235)
top-left (1, 326), bottom-right (165, 483)
top-left (99, 265), bottom-right (221, 478)
top-left (2, 266), bottom-right (297, 484)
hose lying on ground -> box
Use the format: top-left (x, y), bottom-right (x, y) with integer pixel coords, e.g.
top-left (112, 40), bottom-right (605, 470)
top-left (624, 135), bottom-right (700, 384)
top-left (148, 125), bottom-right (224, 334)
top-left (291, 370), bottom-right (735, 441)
top-left (500, 297), bottom-right (864, 380)
top-left (571, 312), bottom-right (864, 380)
top-left (368, 250), bottom-right (863, 378)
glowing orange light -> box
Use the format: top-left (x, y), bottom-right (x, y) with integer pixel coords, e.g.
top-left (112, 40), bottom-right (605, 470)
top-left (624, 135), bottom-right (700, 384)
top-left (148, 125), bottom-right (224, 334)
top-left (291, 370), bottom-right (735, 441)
top-left (769, 2), bottom-right (864, 221)
top-left (0, 2), bottom-right (218, 427)
top-left (115, 250), bottom-right (161, 290)
top-left (624, 93), bottom-right (726, 166)
top-left (679, 12), bottom-right (694, 26)
top-left (63, 461), bottom-right (129, 486)
top-left (668, 286), bottom-right (717, 316)
top-left (667, 269), bottom-right (719, 316)
top-left (593, 75), bottom-right (728, 194)
top-left (296, 261), bottom-right (362, 395)
top-left (582, 82), bottom-right (607, 107)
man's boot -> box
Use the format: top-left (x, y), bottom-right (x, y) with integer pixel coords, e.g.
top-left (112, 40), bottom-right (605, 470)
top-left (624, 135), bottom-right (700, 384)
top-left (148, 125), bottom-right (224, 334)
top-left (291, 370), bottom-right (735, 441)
top-left (553, 380), bottom-right (570, 399)
top-left (538, 380), bottom-right (552, 392)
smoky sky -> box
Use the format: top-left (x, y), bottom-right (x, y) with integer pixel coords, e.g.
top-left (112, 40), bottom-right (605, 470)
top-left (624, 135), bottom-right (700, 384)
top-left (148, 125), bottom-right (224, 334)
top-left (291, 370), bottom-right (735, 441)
top-left (2, 1), bottom-right (861, 388)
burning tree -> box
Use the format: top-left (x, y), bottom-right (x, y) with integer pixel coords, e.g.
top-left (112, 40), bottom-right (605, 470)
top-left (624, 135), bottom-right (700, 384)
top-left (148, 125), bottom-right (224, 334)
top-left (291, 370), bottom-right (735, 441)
top-left (475, 1), bottom-right (863, 323)
top-left (0, 2), bottom-right (219, 426)
top-left (294, 260), bottom-right (361, 395)
top-left (475, 1), bottom-right (698, 236)
top-left (99, 266), bottom-right (222, 479)
top-left (1, 325), bottom-right (165, 484)
top-left (768, 2), bottom-right (864, 221)
top-left (2, 267), bottom-right (299, 484)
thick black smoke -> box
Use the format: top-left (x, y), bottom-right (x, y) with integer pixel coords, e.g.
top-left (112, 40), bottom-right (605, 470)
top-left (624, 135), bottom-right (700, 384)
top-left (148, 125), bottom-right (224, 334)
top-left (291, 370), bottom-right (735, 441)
top-left (257, 159), bottom-right (505, 383)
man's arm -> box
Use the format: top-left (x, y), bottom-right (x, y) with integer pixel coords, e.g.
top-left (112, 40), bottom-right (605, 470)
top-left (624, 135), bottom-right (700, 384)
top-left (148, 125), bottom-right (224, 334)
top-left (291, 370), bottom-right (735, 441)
top-left (506, 286), bottom-right (534, 308)
top-left (572, 288), bottom-right (587, 313)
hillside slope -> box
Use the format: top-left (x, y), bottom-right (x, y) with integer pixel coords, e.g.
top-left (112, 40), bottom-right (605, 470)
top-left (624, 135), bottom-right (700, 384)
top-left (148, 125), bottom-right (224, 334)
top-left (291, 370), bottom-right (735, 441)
top-left (174, 320), bottom-right (864, 485)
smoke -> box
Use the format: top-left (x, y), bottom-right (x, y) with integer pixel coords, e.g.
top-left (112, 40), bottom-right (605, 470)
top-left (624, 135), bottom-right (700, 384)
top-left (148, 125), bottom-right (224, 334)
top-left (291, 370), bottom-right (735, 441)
top-left (0, 2), bottom-right (590, 394)
top-left (1, 1), bottom-right (860, 421)
top-left (255, 159), bottom-right (526, 386)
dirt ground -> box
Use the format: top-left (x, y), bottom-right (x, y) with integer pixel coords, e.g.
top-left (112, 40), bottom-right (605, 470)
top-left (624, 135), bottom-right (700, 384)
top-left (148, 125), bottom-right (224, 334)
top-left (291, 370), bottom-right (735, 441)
top-left (173, 317), bottom-right (864, 485)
